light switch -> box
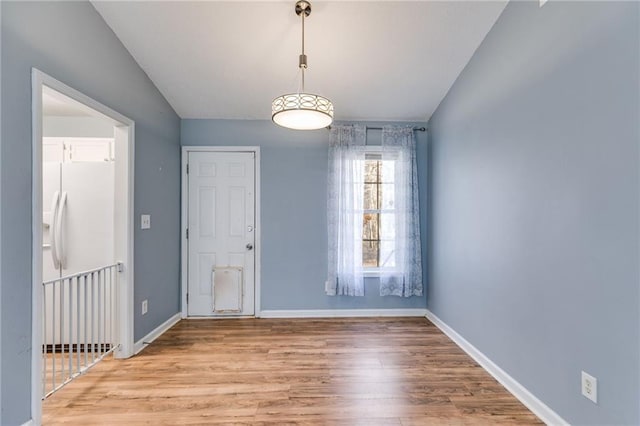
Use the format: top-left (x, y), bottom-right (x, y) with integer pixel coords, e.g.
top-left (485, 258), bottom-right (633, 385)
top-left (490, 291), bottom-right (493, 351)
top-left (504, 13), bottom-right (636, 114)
top-left (141, 214), bottom-right (151, 229)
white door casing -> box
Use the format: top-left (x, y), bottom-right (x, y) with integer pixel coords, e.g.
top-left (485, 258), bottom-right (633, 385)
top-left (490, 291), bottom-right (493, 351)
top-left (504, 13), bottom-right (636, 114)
top-left (187, 151), bottom-right (256, 316)
top-left (32, 69), bottom-right (135, 425)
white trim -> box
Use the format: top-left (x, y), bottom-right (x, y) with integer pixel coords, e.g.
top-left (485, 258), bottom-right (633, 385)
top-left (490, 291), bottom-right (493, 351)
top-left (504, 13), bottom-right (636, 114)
top-left (180, 149), bottom-right (188, 318)
top-left (38, 76), bottom-right (131, 124)
top-left (31, 69), bottom-right (135, 425)
top-left (254, 150), bottom-right (261, 318)
top-left (186, 315), bottom-right (255, 320)
top-left (113, 124), bottom-right (135, 359)
top-left (21, 420), bottom-right (34, 426)
top-left (133, 313), bottom-right (181, 355)
top-left (0, 3), bottom-right (3, 419)
top-left (31, 70), bottom-right (44, 426)
top-left (425, 310), bottom-right (569, 426)
top-left (362, 269), bottom-right (399, 278)
top-left (260, 309), bottom-right (427, 318)
top-left (181, 146), bottom-right (262, 319)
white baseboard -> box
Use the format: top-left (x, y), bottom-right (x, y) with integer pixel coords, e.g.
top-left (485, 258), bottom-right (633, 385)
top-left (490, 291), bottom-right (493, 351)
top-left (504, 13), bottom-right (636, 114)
top-left (20, 420), bottom-right (34, 426)
top-left (259, 308), bottom-right (427, 318)
top-left (425, 310), bottom-right (569, 426)
top-left (133, 313), bottom-right (181, 355)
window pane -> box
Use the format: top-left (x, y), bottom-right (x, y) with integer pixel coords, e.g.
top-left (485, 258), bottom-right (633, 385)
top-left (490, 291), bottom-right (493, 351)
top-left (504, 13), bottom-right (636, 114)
top-left (364, 160), bottom-right (379, 183)
top-left (379, 183), bottom-right (395, 209)
top-left (380, 159), bottom-right (395, 183)
top-left (362, 213), bottom-right (379, 240)
top-left (379, 240), bottom-right (396, 268)
top-left (362, 240), bottom-right (379, 267)
top-left (360, 156), bottom-right (397, 269)
top-left (380, 212), bottom-right (396, 239)
top-left (364, 183), bottom-right (378, 210)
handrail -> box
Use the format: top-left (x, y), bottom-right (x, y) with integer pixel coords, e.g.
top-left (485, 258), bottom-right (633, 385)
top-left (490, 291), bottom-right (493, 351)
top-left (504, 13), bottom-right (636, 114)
top-left (42, 261), bottom-right (121, 398)
top-left (43, 262), bottom-right (122, 286)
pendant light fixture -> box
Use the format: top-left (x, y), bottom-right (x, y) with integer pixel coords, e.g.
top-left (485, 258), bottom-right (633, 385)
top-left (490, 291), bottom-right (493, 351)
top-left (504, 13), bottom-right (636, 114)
top-left (272, 0), bottom-right (333, 130)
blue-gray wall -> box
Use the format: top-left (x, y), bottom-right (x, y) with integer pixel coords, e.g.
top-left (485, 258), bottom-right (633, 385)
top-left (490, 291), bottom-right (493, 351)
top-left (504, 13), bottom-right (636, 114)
top-left (1, 2), bottom-right (181, 424)
top-left (181, 119), bottom-right (428, 311)
top-left (428, 1), bottom-right (639, 425)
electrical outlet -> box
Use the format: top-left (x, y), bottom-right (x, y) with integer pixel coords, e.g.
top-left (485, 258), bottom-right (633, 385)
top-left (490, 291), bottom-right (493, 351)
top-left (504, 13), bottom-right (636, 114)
top-left (142, 299), bottom-right (148, 315)
top-left (581, 371), bottom-right (598, 403)
top-left (141, 214), bottom-right (151, 229)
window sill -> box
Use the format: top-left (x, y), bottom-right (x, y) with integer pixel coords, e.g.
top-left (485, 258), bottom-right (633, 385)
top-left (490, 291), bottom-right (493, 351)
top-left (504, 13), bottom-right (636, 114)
top-left (362, 271), bottom-right (399, 278)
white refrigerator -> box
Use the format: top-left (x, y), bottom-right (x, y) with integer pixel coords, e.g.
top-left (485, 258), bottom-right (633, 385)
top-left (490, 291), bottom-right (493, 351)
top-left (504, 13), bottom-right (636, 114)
top-left (42, 138), bottom-right (115, 347)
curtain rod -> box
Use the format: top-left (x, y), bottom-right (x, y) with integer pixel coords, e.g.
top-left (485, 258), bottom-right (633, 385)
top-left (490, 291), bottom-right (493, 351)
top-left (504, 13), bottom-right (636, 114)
top-left (368, 126), bottom-right (426, 132)
top-left (326, 126), bottom-right (426, 132)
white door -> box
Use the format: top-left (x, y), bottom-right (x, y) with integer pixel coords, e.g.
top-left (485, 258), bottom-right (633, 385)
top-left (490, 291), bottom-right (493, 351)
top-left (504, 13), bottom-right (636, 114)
top-left (187, 151), bottom-right (256, 316)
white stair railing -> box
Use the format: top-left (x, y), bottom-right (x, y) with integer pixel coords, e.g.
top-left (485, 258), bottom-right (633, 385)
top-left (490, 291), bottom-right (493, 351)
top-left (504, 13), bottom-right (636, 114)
top-left (42, 262), bottom-right (121, 398)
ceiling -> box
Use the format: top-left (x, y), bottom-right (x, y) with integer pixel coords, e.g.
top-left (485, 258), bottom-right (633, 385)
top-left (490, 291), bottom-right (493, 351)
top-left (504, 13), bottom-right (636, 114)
top-left (92, 1), bottom-right (507, 122)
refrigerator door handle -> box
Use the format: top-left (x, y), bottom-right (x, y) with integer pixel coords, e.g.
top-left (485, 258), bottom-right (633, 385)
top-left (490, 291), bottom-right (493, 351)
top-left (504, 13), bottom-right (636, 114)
top-left (56, 191), bottom-right (68, 269)
top-left (49, 191), bottom-right (60, 269)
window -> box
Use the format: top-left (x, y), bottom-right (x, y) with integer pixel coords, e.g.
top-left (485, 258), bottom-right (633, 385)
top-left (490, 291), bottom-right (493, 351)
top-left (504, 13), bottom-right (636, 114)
top-left (327, 124), bottom-right (422, 297)
top-left (362, 150), bottom-right (396, 271)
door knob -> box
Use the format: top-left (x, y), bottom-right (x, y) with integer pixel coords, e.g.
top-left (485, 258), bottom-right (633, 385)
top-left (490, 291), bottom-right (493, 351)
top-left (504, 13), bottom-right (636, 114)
top-left (246, 243), bottom-right (253, 250)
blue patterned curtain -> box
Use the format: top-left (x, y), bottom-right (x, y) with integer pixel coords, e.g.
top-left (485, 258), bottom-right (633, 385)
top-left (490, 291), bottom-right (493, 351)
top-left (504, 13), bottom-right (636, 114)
top-left (379, 126), bottom-right (423, 297)
top-left (326, 125), bottom-right (367, 296)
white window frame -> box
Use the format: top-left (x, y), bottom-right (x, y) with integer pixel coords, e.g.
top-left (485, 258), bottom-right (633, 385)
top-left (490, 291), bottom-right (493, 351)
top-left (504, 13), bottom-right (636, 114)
top-left (360, 146), bottom-right (399, 277)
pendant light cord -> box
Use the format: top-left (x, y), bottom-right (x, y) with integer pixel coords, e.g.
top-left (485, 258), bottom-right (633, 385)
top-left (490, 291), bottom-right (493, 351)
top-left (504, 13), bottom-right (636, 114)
top-left (301, 8), bottom-right (305, 58)
top-left (300, 9), bottom-right (306, 91)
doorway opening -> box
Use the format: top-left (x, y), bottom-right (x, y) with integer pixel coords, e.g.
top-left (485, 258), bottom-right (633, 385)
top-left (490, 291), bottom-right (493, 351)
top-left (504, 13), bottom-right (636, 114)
top-left (31, 69), bottom-right (135, 424)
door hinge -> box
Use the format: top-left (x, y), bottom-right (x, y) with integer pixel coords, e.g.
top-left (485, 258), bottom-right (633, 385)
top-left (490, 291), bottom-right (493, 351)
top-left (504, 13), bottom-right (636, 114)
top-left (186, 293), bottom-right (189, 304)
top-left (186, 163), bottom-right (189, 174)
top-left (186, 228), bottom-right (189, 239)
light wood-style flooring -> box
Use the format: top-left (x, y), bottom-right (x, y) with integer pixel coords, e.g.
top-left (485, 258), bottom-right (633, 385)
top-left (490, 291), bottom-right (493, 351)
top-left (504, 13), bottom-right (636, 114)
top-left (43, 317), bottom-right (542, 425)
